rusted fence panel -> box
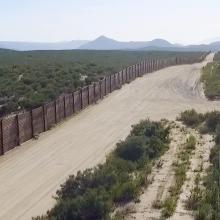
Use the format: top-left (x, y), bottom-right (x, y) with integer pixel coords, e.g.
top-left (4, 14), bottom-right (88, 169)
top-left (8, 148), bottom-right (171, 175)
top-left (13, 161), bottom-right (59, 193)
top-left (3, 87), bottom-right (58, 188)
top-left (32, 106), bottom-right (44, 136)
top-left (89, 84), bottom-right (95, 104)
top-left (100, 79), bottom-right (105, 98)
top-left (122, 69), bottom-right (126, 84)
top-left (2, 116), bottom-right (19, 153)
top-left (114, 72), bottom-right (119, 89)
top-left (110, 74), bottom-right (115, 92)
top-left (18, 111), bottom-right (32, 144)
top-left (56, 97), bottom-right (65, 123)
top-left (106, 75), bottom-right (111, 94)
top-left (64, 94), bottom-right (74, 117)
top-left (0, 120), bottom-right (3, 155)
top-left (128, 66), bottom-right (132, 82)
top-left (74, 90), bottom-right (81, 112)
top-left (94, 82), bottom-right (101, 101)
top-left (81, 86), bottom-right (89, 109)
top-left (140, 62), bottom-right (143, 76)
top-left (144, 61), bottom-right (146, 74)
top-left (131, 65), bottom-right (135, 79)
top-left (118, 71), bottom-right (123, 86)
top-left (139, 63), bottom-right (141, 76)
top-left (44, 101), bottom-right (56, 130)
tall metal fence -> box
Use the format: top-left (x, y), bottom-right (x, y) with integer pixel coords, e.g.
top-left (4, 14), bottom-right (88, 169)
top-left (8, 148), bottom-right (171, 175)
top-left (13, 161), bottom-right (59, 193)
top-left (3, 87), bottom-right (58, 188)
top-left (0, 54), bottom-right (208, 156)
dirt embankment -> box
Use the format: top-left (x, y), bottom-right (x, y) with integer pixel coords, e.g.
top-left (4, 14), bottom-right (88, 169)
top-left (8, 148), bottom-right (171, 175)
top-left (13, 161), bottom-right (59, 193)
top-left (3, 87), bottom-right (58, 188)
top-left (0, 53), bottom-right (219, 220)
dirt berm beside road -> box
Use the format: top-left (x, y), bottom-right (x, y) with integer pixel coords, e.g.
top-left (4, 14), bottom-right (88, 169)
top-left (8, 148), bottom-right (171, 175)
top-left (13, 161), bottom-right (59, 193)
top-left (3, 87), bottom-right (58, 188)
top-left (0, 53), bottom-right (219, 220)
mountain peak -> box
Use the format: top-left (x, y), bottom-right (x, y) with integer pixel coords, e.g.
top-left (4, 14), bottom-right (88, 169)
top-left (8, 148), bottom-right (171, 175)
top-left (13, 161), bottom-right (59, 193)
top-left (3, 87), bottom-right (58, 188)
top-left (94, 35), bottom-right (116, 42)
top-left (96, 35), bottom-right (109, 40)
top-left (79, 36), bottom-right (174, 50)
top-left (148, 39), bottom-right (173, 47)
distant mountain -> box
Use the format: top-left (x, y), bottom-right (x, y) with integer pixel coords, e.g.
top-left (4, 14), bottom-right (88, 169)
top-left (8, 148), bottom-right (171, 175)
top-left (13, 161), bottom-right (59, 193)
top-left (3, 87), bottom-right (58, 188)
top-left (79, 36), bottom-right (174, 50)
top-left (0, 40), bottom-right (89, 51)
top-left (79, 36), bottom-right (220, 52)
top-left (1, 36), bottom-right (220, 52)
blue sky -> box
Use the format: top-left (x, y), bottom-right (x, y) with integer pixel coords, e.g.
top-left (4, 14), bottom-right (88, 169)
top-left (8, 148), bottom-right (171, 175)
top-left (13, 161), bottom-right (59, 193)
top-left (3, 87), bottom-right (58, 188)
top-left (0, 0), bottom-right (220, 44)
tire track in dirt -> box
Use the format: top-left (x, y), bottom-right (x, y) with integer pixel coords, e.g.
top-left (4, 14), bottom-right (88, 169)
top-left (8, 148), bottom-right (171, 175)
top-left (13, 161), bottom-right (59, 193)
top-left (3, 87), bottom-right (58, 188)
top-left (125, 122), bottom-right (190, 220)
top-left (171, 130), bottom-right (214, 220)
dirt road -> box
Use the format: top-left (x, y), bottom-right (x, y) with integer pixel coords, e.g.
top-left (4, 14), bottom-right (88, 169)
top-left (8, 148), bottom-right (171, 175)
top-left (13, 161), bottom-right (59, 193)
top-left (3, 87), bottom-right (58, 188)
top-left (0, 53), bottom-right (219, 220)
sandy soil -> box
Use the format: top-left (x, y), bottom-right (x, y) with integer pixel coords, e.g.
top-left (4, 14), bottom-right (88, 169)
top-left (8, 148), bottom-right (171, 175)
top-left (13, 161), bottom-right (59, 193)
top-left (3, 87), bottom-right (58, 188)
top-left (126, 123), bottom-right (215, 220)
top-left (171, 131), bottom-right (214, 220)
top-left (0, 53), bottom-right (219, 220)
top-left (125, 122), bottom-right (188, 220)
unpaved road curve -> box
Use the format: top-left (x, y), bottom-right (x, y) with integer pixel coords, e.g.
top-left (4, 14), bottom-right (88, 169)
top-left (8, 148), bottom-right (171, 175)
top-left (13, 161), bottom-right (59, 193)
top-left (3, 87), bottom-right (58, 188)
top-left (0, 53), bottom-right (219, 220)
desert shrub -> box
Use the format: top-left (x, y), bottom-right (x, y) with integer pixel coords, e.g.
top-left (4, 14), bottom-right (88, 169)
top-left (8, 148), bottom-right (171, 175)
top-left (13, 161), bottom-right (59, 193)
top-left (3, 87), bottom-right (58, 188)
top-left (49, 189), bottom-right (111, 220)
top-left (186, 135), bottom-right (196, 150)
top-left (112, 182), bottom-right (138, 203)
top-left (161, 197), bottom-right (177, 218)
top-left (201, 57), bottom-right (220, 100)
top-left (195, 203), bottom-right (214, 220)
top-left (179, 109), bottom-right (204, 127)
top-left (130, 120), bottom-right (169, 143)
top-left (115, 136), bottom-right (145, 162)
top-left (214, 124), bottom-right (220, 144)
top-left (205, 111), bottom-right (220, 132)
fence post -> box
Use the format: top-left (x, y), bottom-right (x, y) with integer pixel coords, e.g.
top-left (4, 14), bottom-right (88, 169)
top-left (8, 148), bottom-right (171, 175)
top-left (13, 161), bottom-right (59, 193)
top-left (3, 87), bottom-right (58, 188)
top-left (54, 100), bottom-right (57, 124)
top-left (0, 120), bottom-right (4, 155)
top-left (15, 114), bottom-right (20, 146)
top-left (72, 93), bottom-right (75, 113)
top-left (30, 110), bottom-right (34, 137)
top-left (114, 73), bottom-right (116, 89)
top-left (142, 62), bottom-right (144, 74)
top-left (105, 78), bottom-right (107, 95)
top-left (63, 96), bottom-right (66, 118)
top-left (122, 70), bottom-right (124, 84)
top-left (144, 60), bottom-right (147, 74)
top-left (80, 88), bottom-right (83, 109)
top-left (43, 105), bottom-right (46, 131)
top-left (110, 75), bottom-right (112, 92)
top-left (93, 83), bottom-right (95, 101)
top-left (87, 86), bottom-right (90, 105)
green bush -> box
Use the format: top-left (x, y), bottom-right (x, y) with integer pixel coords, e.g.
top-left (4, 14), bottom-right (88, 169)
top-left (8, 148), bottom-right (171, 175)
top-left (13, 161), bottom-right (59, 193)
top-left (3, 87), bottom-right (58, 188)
top-left (49, 189), bottom-right (111, 220)
top-left (179, 109), bottom-right (204, 127)
top-left (205, 111), bottom-right (220, 132)
top-left (34, 119), bottom-right (170, 220)
top-left (161, 197), bottom-right (177, 218)
top-left (115, 136), bottom-right (145, 162)
top-left (195, 202), bottom-right (215, 220)
top-left (201, 56), bottom-right (220, 100)
top-left (186, 135), bottom-right (196, 150)
top-left (112, 182), bottom-right (137, 203)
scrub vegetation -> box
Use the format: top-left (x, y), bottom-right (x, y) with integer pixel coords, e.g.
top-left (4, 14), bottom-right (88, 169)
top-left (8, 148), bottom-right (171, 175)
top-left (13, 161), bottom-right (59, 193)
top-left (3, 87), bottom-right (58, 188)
top-left (0, 49), bottom-right (204, 116)
top-left (201, 52), bottom-right (220, 100)
top-left (33, 119), bottom-right (170, 220)
top-left (179, 109), bottom-right (220, 220)
top-left (161, 135), bottom-right (196, 218)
